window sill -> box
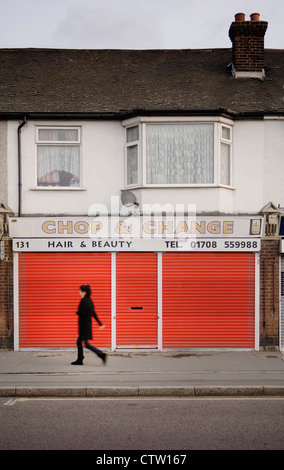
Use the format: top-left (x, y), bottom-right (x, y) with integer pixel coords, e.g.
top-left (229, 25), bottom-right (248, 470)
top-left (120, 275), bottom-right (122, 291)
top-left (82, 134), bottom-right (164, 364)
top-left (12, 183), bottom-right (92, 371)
top-left (125, 185), bottom-right (235, 190)
top-left (30, 187), bottom-right (87, 191)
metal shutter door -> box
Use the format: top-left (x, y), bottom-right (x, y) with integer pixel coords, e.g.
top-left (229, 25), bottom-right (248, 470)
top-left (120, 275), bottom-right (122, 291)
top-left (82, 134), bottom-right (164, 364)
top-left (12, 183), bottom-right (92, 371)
top-left (18, 252), bottom-right (111, 348)
top-left (162, 252), bottom-right (255, 348)
top-left (116, 253), bottom-right (158, 347)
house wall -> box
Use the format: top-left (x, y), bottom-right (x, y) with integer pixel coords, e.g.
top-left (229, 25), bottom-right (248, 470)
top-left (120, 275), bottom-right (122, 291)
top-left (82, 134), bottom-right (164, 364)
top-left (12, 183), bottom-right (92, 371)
top-left (263, 119), bottom-right (284, 206)
top-left (6, 118), bottom-right (284, 217)
top-left (7, 118), bottom-right (284, 217)
top-left (7, 120), bottom-right (125, 216)
top-left (0, 238), bottom-right (13, 349)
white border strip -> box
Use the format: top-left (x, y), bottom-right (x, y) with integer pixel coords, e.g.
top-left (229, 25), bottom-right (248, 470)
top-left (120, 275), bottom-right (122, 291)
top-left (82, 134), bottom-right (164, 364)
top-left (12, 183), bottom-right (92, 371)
top-left (111, 252), bottom-right (116, 351)
top-left (255, 252), bottom-right (260, 351)
top-left (13, 252), bottom-right (19, 351)
top-left (157, 252), bottom-right (163, 350)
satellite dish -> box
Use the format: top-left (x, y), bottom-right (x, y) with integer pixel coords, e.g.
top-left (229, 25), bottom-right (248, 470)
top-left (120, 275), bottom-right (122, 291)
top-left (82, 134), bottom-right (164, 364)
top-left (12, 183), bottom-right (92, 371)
top-left (121, 190), bottom-right (139, 207)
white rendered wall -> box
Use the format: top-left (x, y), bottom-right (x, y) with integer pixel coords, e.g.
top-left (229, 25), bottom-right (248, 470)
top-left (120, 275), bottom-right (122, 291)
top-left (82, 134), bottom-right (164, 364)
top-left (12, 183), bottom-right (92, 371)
top-left (7, 118), bottom-right (284, 216)
top-left (263, 118), bottom-right (284, 208)
top-left (233, 120), bottom-right (264, 213)
top-left (7, 120), bottom-right (125, 215)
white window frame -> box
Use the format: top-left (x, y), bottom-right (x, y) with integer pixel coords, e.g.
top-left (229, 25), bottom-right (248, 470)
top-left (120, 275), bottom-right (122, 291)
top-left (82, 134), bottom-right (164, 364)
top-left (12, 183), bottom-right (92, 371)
top-left (123, 117), bottom-right (233, 189)
top-left (219, 123), bottom-right (233, 187)
top-left (35, 126), bottom-right (82, 190)
top-left (125, 125), bottom-right (141, 188)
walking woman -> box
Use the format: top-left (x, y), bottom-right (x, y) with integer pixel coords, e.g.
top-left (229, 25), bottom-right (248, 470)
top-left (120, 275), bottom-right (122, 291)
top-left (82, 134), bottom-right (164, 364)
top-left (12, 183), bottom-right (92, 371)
top-left (71, 284), bottom-right (107, 365)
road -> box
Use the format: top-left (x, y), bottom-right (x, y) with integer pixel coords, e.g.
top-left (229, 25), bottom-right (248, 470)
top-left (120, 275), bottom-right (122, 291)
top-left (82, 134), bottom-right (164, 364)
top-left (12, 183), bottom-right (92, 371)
top-left (0, 397), bottom-right (283, 451)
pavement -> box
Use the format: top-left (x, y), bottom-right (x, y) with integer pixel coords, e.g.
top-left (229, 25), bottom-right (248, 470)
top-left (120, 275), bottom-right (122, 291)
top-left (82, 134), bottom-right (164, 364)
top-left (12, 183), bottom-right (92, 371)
top-left (0, 349), bottom-right (284, 398)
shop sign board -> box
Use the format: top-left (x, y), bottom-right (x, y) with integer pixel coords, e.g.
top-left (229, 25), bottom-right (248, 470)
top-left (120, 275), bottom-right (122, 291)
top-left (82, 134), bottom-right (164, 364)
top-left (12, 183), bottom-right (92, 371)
top-left (9, 216), bottom-right (262, 252)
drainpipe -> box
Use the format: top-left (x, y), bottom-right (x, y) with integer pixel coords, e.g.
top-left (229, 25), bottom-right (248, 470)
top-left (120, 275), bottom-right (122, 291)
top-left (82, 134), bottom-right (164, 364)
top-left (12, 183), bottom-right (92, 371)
top-left (17, 116), bottom-right (27, 216)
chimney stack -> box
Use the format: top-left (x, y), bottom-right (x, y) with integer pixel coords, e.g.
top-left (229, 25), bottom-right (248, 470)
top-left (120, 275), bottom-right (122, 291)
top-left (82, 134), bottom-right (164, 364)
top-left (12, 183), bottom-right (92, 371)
top-left (229, 13), bottom-right (268, 78)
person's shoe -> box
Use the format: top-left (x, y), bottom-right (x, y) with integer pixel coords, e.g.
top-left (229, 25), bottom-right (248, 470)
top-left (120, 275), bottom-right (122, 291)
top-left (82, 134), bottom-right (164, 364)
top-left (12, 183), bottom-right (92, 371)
top-left (71, 357), bottom-right (84, 365)
top-left (101, 353), bottom-right (107, 365)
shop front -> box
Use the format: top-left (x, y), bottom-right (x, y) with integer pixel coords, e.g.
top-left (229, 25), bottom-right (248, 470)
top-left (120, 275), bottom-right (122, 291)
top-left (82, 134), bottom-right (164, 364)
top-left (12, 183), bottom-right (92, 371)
top-left (9, 215), bottom-right (262, 350)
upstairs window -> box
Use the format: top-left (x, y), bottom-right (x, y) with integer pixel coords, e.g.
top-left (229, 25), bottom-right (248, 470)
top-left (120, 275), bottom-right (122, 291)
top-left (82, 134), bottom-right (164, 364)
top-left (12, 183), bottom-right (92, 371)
top-left (124, 119), bottom-right (233, 188)
top-left (36, 127), bottom-right (81, 188)
top-left (146, 124), bottom-right (214, 184)
top-left (220, 125), bottom-right (232, 186)
top-left (126, 125), bottom-right (139, 186)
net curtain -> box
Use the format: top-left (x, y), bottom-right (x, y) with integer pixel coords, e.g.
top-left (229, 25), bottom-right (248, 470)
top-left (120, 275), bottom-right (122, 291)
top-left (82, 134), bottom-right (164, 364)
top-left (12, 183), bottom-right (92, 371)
top-left (37, 129), bottom-right (80, 186)
top-left (146, 124), bottom-right (214, 184)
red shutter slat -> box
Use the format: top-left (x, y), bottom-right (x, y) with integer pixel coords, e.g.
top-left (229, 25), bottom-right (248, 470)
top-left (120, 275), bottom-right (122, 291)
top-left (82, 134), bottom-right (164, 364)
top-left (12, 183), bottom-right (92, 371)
top-left (116, 253), bottom-right (158, 347)
top-left (162, 252), bottom-right (255, 348)
top-left (18, 252), bottom-right (111, 348)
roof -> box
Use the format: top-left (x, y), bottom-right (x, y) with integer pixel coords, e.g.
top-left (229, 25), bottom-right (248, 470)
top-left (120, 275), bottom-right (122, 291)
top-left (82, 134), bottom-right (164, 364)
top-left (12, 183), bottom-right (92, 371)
top-left (0, 48), bottom-right (283, 118)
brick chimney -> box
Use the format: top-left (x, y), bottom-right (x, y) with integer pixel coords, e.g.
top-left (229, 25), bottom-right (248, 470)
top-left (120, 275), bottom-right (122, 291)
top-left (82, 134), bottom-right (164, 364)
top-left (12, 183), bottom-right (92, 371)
top-left (229, 13), bottom-right (268, 79)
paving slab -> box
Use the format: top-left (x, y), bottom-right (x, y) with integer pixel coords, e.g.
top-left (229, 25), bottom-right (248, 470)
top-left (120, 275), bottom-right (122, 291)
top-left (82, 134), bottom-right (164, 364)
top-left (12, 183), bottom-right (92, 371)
top-left (0, 349), bottom-right (283, 397)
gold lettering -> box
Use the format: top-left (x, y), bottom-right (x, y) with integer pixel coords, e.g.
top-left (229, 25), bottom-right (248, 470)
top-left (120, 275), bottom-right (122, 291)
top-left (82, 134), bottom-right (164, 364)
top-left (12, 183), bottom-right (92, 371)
top-left (74, 221), bottom-right (89, 234)
top-left (223, 221), bottom-right (234, 234)
top-left (175, 221), bottom-right (190, 234)
top-left (158, 221), bottom-right (173, 234)
top-left (143, 221), bottom-right (156, 234)
top-left (58, 221), bottom-right (73, 234)
top-left (42, 221), bottom-right (56, 234)
top-left (190, 221), bottom-right (206, 234)
top-left (207, 221), bottom-right (221, 234)
top-left (115, 221), bottom-right (131, 234)
top-left (91, 221), bottom-right (103, 234)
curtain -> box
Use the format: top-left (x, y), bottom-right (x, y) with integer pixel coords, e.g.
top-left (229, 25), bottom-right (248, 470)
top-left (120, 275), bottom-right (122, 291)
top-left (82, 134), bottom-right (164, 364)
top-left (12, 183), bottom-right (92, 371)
top-left (37, 128), bottom-right (80, 186)
top-left (220, 142), bottom-right (230, 185)
top-left (146, 124), bottom-right (214, 184)
top-left (38, 129), bottom-right (78, 142)
top-left (127, 145), bottom-right (138, 185)
top-left (127, 126), bottom-right (139, 143)
top-left (37, 145), bottom-right (80, 186)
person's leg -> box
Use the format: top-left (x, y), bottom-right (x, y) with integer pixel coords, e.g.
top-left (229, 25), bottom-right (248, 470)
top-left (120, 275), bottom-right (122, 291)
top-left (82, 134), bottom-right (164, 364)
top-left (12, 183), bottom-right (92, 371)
top-left (71, 335), bottom-right (84, 365)
top-left (77, 335), bottom-right (85, 360)
top-left (84, 339), bottom-right (107, 364)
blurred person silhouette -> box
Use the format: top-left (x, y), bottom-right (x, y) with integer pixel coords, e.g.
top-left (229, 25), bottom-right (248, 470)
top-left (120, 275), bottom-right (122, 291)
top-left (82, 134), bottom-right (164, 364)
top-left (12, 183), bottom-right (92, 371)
top-left (71, 284), bottom-right (107, 365)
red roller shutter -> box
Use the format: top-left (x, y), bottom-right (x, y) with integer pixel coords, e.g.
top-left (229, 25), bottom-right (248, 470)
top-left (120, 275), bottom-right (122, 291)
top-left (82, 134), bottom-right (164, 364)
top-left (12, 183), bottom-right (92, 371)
top-left (116, 253), bottom-right (158, 347)
top-left (18, 252), bottom-right (111, 348)
top-left (162, 252), bottom-right (255, 348)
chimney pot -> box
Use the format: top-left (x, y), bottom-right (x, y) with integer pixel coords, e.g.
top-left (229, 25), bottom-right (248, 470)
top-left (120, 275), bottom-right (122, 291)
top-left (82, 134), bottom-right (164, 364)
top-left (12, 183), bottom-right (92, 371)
top-left (250, 13), bottom-right (260, 21)
top-left (235, 13), bottom-right (245, 22)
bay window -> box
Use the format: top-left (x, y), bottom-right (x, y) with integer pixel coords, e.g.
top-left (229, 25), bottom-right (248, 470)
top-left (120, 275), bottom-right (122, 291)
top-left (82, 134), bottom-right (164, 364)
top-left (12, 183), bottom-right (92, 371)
top-left (220, 125), bottom-right (232, 186)
top-left (124, 118), bottom-right (233, 188)
top-left (126, 125), bottom-right (139, 186)
top-left (146, 124), bottom-right (214, 185)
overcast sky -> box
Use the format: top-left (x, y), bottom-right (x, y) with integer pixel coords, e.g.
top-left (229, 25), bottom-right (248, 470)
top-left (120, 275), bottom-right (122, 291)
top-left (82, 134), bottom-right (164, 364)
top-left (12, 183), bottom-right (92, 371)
top-left (0, 0), bottom-right (283, 50)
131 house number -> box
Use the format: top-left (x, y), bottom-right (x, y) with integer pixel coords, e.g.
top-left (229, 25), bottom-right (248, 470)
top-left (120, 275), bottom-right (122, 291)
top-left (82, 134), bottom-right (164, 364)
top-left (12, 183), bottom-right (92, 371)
top-left (15, 241), bottom-right (30, 249)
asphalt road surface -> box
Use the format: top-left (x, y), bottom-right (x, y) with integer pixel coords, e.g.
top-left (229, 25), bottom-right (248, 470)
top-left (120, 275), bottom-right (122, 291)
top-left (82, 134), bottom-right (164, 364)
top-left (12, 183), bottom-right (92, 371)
top-left (0, 397), bottom-right (283, 451)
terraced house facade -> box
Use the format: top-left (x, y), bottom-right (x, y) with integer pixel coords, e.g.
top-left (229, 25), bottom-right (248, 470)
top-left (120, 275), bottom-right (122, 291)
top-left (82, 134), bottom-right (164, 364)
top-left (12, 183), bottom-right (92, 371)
top-left (0, 12), bottom-right (284, 351)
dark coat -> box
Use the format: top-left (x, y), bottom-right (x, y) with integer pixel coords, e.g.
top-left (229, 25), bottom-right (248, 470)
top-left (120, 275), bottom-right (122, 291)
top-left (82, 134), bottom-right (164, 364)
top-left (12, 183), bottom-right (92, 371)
top-left (76, 296), bottom-right (102, 340)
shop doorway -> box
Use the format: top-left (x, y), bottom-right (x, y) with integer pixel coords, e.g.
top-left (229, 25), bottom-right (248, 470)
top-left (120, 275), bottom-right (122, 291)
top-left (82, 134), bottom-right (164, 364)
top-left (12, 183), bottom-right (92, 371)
top-left (116, 252), bottom-right (158, 348)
